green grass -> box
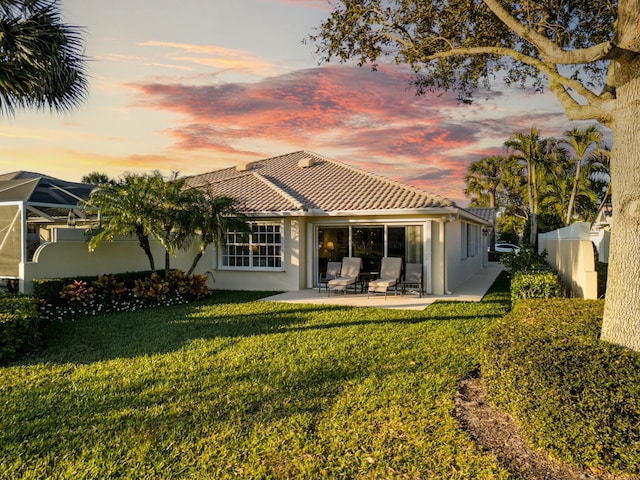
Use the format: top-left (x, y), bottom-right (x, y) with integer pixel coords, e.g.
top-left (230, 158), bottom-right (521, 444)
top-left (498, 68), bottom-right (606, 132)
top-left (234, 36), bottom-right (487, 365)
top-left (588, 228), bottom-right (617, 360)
top-left (1, 282), bottom-right (512, 479)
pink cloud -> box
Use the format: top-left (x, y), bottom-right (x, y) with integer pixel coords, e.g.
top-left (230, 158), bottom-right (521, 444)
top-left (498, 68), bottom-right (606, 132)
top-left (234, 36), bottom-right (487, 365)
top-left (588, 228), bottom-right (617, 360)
top-left (128, 64), bottom-right (572, 204)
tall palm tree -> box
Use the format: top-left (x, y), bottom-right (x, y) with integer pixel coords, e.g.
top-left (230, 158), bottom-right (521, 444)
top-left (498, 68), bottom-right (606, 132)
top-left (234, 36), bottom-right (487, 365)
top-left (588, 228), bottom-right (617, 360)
top-left (84, 173), bottom-right (161, 271)
top-left (505, 128), bottom-right (543, 245)
top-left (146, 172), bottom-right (204, 279)
top-left (184, 191), bottom-right (251, 276)
top-left (563, 126), bottom-right (602, 225)
top-left (0, 0), bottom-right (88, 114)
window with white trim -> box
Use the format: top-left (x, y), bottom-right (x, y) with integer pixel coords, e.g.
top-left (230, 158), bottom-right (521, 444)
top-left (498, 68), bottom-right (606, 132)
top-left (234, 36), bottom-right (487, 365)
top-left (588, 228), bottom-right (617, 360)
top-left (222, 223), bottom-right (283, 269)
top-left (461, 223), bottom-right (479, 259)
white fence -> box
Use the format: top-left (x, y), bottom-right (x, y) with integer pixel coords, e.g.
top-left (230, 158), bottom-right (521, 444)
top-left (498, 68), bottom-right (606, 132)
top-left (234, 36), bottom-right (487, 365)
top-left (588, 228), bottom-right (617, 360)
top-left (537, 222), bottom-right (598, 299)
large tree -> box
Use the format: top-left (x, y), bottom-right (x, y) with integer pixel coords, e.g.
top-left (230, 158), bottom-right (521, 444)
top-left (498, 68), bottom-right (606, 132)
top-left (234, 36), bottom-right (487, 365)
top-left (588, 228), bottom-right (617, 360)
top-left (0, 0), bottom-right (88, 114)
top-left (312, 0), bottom-right (640, 351)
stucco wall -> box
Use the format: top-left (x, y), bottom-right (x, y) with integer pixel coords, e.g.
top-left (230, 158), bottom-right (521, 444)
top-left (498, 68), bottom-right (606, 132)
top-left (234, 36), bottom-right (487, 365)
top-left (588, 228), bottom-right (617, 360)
top-left (538, 223), bottom-right (598, 299)
top-left (21, 228), bottom-right (208, 294)
top-left (445, 221), bottom-right (484, 292)
top-left (206, 218), bottom-right (303, 292)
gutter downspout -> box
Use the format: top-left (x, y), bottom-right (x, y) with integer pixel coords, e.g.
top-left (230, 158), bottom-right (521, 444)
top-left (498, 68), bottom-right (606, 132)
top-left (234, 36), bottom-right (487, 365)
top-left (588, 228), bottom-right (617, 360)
top-left (441, 215), bottom-right (454, 295)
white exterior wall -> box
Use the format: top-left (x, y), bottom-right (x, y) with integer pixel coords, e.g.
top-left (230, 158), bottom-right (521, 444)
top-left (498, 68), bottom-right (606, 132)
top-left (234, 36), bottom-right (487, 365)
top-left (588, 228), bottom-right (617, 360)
top-left (444, 220), bottom-right (485, 292)
top-left (206, 218), bottom-right (303, 292)
top-left (18, 215), bottom-right (487, 296)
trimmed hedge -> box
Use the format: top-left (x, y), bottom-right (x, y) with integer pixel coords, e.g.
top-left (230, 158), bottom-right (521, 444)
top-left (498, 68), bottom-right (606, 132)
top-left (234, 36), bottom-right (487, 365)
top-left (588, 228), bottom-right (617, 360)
top-left (510, 270), bottom-right (564, 305)
top-left (482, 299), bottom-right (640, 474)
top-left (0, 294), bottom-right (41, 364)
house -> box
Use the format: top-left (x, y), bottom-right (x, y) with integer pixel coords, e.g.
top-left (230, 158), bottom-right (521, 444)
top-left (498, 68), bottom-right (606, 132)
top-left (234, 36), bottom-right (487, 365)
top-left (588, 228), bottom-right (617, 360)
top-left (185, 151), bottom-right (492, 295)
top-left (7, 152), bottom-right (493, 295)
top-left (0, 172), bottom-right (94, 290)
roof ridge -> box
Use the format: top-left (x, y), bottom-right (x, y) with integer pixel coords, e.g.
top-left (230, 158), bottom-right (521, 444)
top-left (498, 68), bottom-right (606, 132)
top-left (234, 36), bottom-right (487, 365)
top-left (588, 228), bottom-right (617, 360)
top-left (252, 172), bottom-right (307, 211)
top-left (320, 155), bottom-right (455, 207)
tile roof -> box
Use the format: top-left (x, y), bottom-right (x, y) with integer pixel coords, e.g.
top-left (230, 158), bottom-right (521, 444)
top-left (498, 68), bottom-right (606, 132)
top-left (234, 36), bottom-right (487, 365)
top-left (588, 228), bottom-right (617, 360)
top-left (466, 207), bottom-right (496, 224)
top-left (185, 151), bottom-right (455, 215)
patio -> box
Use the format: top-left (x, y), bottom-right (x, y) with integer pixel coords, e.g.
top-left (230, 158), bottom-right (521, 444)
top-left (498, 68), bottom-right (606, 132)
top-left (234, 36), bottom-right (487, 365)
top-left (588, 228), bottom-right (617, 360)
top-left (262, 262), bottom-right (505, 310)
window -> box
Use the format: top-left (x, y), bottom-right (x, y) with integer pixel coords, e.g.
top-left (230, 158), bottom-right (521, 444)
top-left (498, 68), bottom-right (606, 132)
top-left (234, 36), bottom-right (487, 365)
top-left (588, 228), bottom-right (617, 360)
top-left (461, 223), bottom-right (479, 259)
top-left (222, 223), bottom-right (282, 269)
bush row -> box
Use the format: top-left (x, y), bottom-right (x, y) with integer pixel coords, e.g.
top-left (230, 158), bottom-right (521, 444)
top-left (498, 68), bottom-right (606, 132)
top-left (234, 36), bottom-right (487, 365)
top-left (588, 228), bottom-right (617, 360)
top-left (482, 299), bottom-right (640, 473)
top-left (38, 270), bottom-right (210, 322)
top-left (0, 294), bottom-right (41, 364)
top-left (34, 270), bottom-right (156, 306)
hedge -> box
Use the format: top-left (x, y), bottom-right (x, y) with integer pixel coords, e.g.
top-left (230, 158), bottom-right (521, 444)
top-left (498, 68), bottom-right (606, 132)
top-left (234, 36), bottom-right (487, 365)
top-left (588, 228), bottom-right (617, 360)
top-left (482, 299), bottom-right (640, 474)
top-left (510, 270), bottom-right (564, 305)
top-left (0, 294), bottom-right (41, 364)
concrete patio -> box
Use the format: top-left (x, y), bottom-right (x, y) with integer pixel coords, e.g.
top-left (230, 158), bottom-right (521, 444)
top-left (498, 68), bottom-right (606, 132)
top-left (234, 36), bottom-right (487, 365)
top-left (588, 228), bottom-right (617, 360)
top-left (261, 262), bottom-right (505, 310)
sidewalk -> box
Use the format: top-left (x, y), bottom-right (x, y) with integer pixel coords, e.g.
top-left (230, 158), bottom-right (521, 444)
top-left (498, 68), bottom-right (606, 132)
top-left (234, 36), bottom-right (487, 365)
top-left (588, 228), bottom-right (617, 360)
top-left (261, 263), bottom-right (505, 310)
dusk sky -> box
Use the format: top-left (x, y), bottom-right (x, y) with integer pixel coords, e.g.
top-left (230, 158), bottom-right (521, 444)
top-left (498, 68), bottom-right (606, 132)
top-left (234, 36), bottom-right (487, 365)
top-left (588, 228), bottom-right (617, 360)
top-left (0, 0), bottom-right (591, 204)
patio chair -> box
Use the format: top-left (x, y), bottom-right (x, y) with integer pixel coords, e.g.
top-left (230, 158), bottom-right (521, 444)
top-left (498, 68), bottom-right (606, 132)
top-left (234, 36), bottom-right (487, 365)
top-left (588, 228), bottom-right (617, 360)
top-left (367, 257), bottom-right (402, 298)
top-left (318, 261), bottom-right (342, 293)
top-left (327, 257), bottom-right (362, 296)
top-left (401, 263), bottom-right (423, 297)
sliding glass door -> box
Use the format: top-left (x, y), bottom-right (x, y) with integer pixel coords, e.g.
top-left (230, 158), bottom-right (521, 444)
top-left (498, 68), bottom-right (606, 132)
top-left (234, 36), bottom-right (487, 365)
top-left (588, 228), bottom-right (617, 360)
top-left (317, 224), bottom-right (423, 278)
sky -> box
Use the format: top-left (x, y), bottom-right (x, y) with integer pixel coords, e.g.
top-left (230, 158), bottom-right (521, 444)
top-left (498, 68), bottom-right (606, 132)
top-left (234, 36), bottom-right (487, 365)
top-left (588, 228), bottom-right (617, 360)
top-left (0, 0), bottom-right (589, 205)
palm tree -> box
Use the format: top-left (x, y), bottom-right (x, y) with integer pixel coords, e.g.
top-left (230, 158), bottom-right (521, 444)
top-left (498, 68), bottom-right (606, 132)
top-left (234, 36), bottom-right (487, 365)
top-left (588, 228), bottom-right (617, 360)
top-left (146, 172), bottom-right (203, 279)
top-left (185, 190), bottom-right (250, 276)
top-left (81, 172), bottom-right (114, 185)
top-left (0, 0), bottom-right (88, 114)
top-left (84, 173), bottom-right (161, 271)
top-left (563, 126), bottom-right (602, 225)
top-left (505, 128), bottom-right (543, 245)
top-left (464, 156), bottom-right (506, 208)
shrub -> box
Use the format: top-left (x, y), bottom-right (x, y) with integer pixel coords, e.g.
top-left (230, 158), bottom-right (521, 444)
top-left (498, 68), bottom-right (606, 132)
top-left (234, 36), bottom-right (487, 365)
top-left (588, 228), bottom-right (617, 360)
top-left (60, 280), bottom-right (95, 306)
top-left (169, 270), bottom-right (209, 300)
top-left (92, 274), bottom-right (128, 302)
top-left (482, 299), bottom-right (640, 473)
top-left (0, 294), bottom-right (41, 364)
top-left (510, 270), bottom-right (564, 305)
top-left (500, 247), bottom-right (551, 275)
top-left (133, 273), bottom-right (170, 302)
top-left (33, 279), bottom-right (69, 305)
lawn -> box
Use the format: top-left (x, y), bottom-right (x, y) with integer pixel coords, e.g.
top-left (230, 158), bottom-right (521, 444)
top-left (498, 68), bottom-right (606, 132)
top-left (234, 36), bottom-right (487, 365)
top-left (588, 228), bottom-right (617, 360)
top-left (1, 277), bottom-right (512, 479)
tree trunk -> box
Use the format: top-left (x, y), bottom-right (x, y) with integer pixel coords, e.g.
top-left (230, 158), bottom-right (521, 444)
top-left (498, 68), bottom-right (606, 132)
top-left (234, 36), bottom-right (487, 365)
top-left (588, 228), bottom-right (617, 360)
top-left (186, 248), bottom-right (205, 276)
top-left (600, 56), bottom-right (640, 351)
top-left (165, 250), bottom-right (171, 280)
top-left (135, 226), bottom-right (156, 271)
top-left (527, 161), bottom-right (537, 245)
top-left (565, 158), bottom-right (582, 225)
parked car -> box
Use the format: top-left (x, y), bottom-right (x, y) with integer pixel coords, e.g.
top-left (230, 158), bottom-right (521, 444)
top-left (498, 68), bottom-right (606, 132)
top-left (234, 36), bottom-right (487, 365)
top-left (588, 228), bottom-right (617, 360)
top-left (493, 243), bottom-right (521, 254)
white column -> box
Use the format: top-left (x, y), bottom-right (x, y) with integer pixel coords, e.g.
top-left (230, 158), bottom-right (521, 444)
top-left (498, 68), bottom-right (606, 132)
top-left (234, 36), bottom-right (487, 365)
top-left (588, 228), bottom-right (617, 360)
top-left (424, 220), bottom-right (432, 294)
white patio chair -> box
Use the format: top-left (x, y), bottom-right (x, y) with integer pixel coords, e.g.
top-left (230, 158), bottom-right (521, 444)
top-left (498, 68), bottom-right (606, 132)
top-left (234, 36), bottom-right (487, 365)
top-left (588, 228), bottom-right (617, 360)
top-left (318, 261), bottom-right (342, 293)
top-left (367, 257), bottom-right (402, 298)
top-left (401, 263), bottom-right (423, 297)
top-left (327, 257), bottom-right (362, 296)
